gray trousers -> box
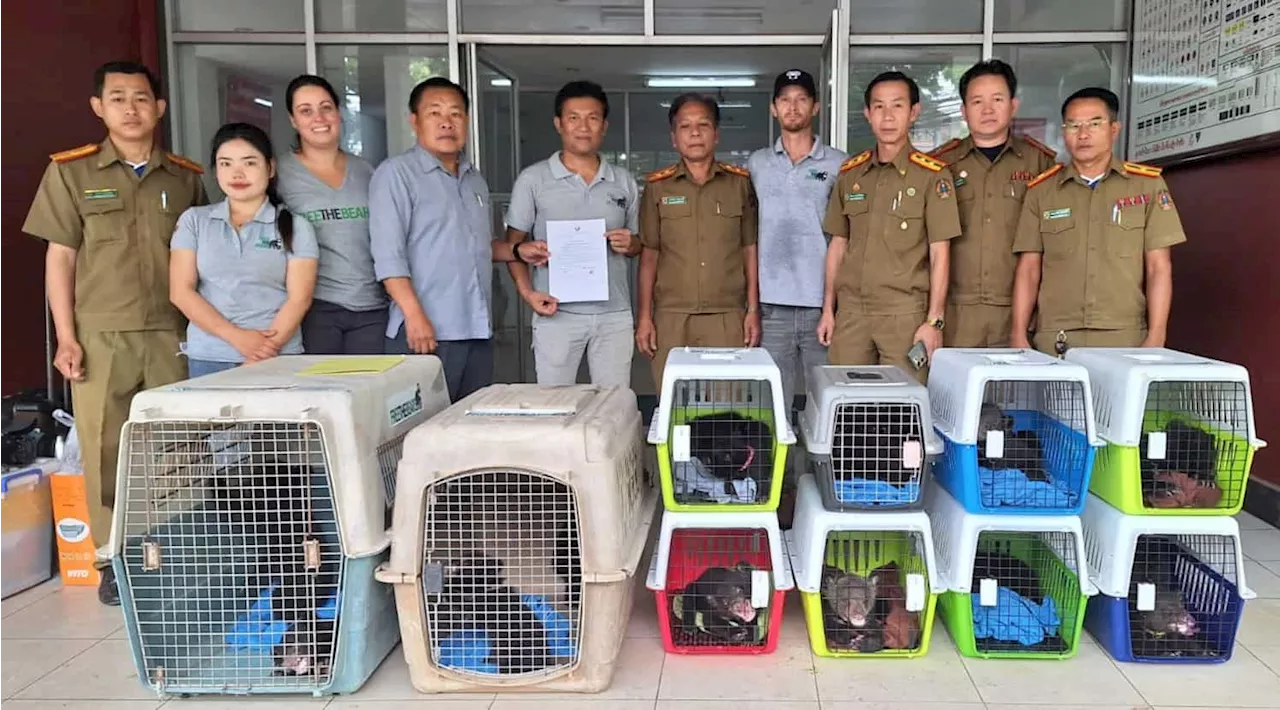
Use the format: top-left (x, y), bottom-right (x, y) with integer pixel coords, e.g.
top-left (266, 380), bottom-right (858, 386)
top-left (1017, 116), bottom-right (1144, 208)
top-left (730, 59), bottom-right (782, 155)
top-left (386, 326), bottom-right (493, 402)
top-left (760, 303), bottom-right (828, 414)
top-left (531, 310), bottom-right (635, 387)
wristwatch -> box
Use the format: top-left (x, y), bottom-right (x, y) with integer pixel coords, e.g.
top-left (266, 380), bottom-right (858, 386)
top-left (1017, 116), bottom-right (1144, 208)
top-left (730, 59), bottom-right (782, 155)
top-left (926, 317), bottom-right (945, 331)
top-left (512, 241), bottom-right (528, 264)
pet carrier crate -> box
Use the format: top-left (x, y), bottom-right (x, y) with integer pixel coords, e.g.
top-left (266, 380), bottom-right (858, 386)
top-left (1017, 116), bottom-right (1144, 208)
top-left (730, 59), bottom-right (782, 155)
top-left (800, 365), bottom-right (942, 511)
top-left (1063, 347), bottom-right (1266, 516)
top-left (927, 484), bottom-right (1096, 660)
top-left (786, 474), bottom-right (940, 658)
top-left (928, 348), bottom-right (1103, 516)
top-left (1081, 493), bottom-right (1254, 663)
top-left (377, 384), bottom-right (656, 693)
top-left (645, 509), bottom-right (794, 654)
top-left (649, 347), bottom-right (796, 513)
top-left (108, 355), bottom-right (450, 697)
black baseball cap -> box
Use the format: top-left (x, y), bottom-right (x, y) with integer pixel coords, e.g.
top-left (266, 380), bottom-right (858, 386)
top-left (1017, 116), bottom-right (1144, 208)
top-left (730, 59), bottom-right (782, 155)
top-left (773, 69), bottom-right (817, 100)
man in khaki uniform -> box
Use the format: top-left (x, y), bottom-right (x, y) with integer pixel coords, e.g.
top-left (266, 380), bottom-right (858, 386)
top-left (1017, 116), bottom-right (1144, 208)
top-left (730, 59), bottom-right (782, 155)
top-left (1011, 87), bottom-right (1185, 355)
top-left (818, 71), bottom-right (961, 380)
top-left (22, 61), bottom-right (207, 605)
top-left (930, 59), bottom-right (1057, 347)
top-left (637, 93), bottom-right (761, 386)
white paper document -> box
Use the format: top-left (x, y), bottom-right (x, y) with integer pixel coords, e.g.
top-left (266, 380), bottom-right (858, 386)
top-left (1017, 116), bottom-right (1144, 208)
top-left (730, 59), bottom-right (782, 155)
top-left (545, 218), bottom-right (608, 303)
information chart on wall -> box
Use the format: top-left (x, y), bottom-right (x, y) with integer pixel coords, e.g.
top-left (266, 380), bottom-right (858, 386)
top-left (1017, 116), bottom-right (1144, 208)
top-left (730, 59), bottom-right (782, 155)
top-left (1128, 0), bottom-right (1280, 162)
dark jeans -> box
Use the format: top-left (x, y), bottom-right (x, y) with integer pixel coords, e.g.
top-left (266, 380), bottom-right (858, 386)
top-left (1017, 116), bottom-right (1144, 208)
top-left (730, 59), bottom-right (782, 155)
top-left (301, 299), bottom-right (389, 355)
top-left (385, 326), bottom-right (493, 402)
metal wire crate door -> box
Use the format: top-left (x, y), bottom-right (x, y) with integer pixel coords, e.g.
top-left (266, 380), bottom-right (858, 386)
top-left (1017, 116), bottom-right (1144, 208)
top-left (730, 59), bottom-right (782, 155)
top-left (669, 379), bottom-right (777, 505)
top-left (118, 420), bottom-right (344, 692)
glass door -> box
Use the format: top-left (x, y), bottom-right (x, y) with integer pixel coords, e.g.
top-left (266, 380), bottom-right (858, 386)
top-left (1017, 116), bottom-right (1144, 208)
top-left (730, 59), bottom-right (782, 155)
top-left (464, 45), bottom-right (530, 384)
top-left (819, 7), bottom-right (847, 150)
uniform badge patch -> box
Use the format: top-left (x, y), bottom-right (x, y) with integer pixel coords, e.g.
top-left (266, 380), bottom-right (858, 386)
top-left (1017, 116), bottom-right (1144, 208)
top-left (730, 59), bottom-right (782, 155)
top-left (1157, 190), bottom-right (1174, 211)
top-left (662, 196), bottom-right (687, 205)
top-left (935, 180), bottom-right (953, 199)
top-left (955, 176), bottom-right (967, 187)
top-left (845, 192), bottom-right (866, 201)
top-left (84, 188), bottom-right (118, 200)
top-left (1043, 208), bottom-right (1071, 220)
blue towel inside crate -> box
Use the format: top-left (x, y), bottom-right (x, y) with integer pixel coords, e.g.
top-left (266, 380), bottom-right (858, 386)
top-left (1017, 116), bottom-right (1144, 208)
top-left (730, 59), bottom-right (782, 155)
top-left (224, 581), bottom-right (340, 650)
top-left (978, 466), bottom-right (1076, 508)
top-left (439, 594), bottom-right (577, 673)
top-left (972, 587), bottom-right (1061, 646)
top-left (833, 478), bottom-right (921, 506)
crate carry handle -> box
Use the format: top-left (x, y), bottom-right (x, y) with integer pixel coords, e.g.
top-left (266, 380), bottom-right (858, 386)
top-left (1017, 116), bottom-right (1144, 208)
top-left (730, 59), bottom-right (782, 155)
top-left (0, 468), bottom-right (44, 494)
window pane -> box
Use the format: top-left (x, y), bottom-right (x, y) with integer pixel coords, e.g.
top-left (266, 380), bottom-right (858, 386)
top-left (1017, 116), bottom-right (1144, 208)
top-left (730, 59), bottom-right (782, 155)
top-left (316, 45), bottom-right (451, 167)
top-left (993, 43), bottom-right (1126, 157)
top-left (316, 0), bottom-right (447, 32)
top-left (847, 46), bottom-right (981, 154)
top-left (655, 0), bottom-right (836, 35)
top-left (850, 0), bottom-right (983, 33)
top-left (174, 45), bottom-right (308, 196)
top-left (994, 0), bottom-right (1130, 32)
top-left (174, 0), bottom-right (304, 32)
top-left (461, 0), bottom-right (643, 34)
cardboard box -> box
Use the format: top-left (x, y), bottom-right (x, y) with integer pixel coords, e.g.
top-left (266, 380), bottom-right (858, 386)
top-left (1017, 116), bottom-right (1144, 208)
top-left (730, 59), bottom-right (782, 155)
top-left (49, 471), bottom-right (100, 586)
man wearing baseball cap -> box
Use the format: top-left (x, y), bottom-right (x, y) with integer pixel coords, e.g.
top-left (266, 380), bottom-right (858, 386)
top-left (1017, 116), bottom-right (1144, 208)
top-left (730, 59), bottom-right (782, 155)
top-left (747, 69), bottom-right (847, 417)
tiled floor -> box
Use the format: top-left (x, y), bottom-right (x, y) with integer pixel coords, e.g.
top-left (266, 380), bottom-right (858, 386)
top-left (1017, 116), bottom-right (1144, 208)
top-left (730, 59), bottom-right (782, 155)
top-left (4, 512), bottom-right (1280, 709)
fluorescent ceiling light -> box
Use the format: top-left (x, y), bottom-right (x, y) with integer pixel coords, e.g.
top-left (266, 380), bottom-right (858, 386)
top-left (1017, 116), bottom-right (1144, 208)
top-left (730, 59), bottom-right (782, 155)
top-left (490, 78), bottom-right (512, 87)
top-left (253, 97), bottom-right (273, 108)
top-left (646, 76), bottom-right (756, 88)
top-left (660, 100), bottom-right (753, 109)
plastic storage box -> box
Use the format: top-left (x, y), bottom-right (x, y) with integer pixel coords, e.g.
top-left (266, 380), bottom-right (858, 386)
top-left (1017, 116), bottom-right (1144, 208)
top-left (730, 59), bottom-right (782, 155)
top-left (1, 458), bottom-right (57, 598)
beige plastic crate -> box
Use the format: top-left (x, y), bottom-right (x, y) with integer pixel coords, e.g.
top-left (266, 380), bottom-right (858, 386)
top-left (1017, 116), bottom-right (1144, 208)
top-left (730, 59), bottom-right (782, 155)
top-left (378, 384), bottom-right (657, 692)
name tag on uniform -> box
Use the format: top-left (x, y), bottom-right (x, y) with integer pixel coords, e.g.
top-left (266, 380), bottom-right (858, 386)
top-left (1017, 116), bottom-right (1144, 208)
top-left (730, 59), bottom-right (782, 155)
top-left (662, 196), bottom-right (687, 205)
top-left (845, 192), bottom-right (866, 201)
top-left (84, 188), bottom-right (118, 200)
top-left (955, 176), bottom-right (967, 187)
top-left (1043, 208), bottom-right (1071, 220)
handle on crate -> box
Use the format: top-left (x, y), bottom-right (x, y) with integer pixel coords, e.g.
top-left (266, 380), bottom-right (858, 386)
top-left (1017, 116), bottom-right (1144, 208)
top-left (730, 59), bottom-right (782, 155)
top-left (374, 561), bottom-right (415, 585)
top-left (0, 468), bottom-right (45, 494)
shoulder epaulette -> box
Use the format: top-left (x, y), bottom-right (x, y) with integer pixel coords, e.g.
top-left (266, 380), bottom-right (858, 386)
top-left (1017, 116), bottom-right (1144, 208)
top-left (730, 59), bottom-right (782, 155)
top-left (1027, 163), bottom-right (1064, 189)
top-left (909, 150), bottom-right (946, 173)
top-left (930, 138), bottom-right (962, 158)
top-left (719, 162), bottom-right (749, 178)
top-left (166, 152), bottom-right (205, 174)
top-left (839, 150), bottom-right (872, 173)
top-left (1122, 161), bottom-right (1162, 178)
top-left (49, 143), bottom-right (100, 164)
top-left (647, 164), bottom-right (678, 183)
top-left (1020, 134), bottom-right (1057, 159)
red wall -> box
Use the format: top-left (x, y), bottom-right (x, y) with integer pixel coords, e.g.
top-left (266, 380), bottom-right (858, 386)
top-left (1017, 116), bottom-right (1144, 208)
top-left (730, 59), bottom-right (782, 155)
top-left (1165, 147), bottom-right (1280, 485)
top-left (1, 0), bottom-right (158, 394)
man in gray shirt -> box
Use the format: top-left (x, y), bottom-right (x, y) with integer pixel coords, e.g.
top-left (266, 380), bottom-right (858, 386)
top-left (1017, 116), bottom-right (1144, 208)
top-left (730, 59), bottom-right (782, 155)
top-left (505, 80), bottom-right (642, 387)
top-left (748, 69), bottom-right (848, 415)
top-left (370, 77), bottom-right (546, 401)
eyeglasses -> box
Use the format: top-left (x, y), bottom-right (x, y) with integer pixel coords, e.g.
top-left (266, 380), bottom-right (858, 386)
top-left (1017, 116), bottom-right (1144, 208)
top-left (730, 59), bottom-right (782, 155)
top-left (1062, 117), bottom-right (1109, 134)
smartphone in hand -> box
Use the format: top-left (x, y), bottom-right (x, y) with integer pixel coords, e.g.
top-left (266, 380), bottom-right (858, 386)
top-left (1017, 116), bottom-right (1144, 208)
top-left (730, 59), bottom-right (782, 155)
top-left (907, 340), bottom-right (928, 370)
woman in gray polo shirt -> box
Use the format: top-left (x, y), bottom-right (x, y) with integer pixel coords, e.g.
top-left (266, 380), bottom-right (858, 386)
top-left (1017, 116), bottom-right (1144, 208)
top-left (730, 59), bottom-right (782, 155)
top-left (169, 122), bottom-right (319, 377)
top-left (277, 74), bottom-right (386, 354)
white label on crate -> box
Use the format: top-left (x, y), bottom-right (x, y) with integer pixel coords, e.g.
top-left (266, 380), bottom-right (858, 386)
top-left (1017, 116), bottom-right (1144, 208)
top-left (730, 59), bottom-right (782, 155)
top-left (1136, 583), bottom-right (1157, 611)
top-left (985, 430), bottom-right (1005, 459)
top-left (979, 578), bottom-right (999, 607)
top-left (750, 569), bottom-right (770, 608)
top-left (906, 573), bottom-right (927, 611)
top-left (902, 440), bottom-right (923, 468)
top-left (673, 424), bottom-right (692, 462)
top-left (1147, 431), bottom-right (1168, 460)
top-left (386, 384), bottom-right (424, 427)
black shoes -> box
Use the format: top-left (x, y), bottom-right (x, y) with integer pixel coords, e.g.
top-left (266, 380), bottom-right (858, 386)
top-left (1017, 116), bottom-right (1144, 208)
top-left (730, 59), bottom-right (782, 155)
top-left (97, 565), bottom-right (120, 606)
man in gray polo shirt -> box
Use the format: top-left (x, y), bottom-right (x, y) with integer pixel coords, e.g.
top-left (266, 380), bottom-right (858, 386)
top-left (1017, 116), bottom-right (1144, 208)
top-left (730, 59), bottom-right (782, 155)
top-left (748, 69), bottom-right (848, 414)
top-left (505, 80), bottom-right (642, 387)
top-left (370, 77), bottom-right (547, 401)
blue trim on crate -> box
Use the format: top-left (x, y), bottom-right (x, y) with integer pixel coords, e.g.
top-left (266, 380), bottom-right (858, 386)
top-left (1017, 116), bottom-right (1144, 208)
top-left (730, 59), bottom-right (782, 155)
top-left (935, 410), bottom-right (1098, 515)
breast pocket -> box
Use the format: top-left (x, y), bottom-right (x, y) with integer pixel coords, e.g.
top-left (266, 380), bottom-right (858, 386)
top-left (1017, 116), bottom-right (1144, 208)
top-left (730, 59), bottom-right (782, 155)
top-left (1040, 214), bottom-right (1077, 262)
top-left (80, 197), bottom-right (129, 244)
top-left (1108, 206), bottom-right (1146, 258)
top-left (887, 196), bottom-right (926, 274)
top-left (840, 199), bottom-right (871, 261)
top-left (659, 200), bottom-right (692, 223)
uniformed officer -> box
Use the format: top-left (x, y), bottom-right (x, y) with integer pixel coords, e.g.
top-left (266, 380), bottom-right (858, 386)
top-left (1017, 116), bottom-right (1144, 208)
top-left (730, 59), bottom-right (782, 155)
top-left (637, 93), bottom-right (761, 386)
top-left (818, 71), bottom-right (962, 380)
top-left (1011, 87), bottom-right (1186, 354)
top-left (22, 61), bottom-right (208, 605)
top-left (930, 59), bottom-right (1057, 348)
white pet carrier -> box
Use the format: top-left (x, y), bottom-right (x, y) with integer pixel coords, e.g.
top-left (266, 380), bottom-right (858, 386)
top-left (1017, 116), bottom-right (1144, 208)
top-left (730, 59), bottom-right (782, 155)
top-left (649, 347), bottom-right (796, 512)
top-left (377, 384), bottom-right (656, 693)
top-left (927, 347), bottom-right (1103, 515)
top-left (1081, 493), bottom-right (1255, 663)
top-left (108, 355), bottom-right (450, 696)
top-left (1063, 347), bottom-right (1267, 516)
top-left (926, 483), bottom-right (1096, 659)
top-left (800, 365), bottom-right (942, 510)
